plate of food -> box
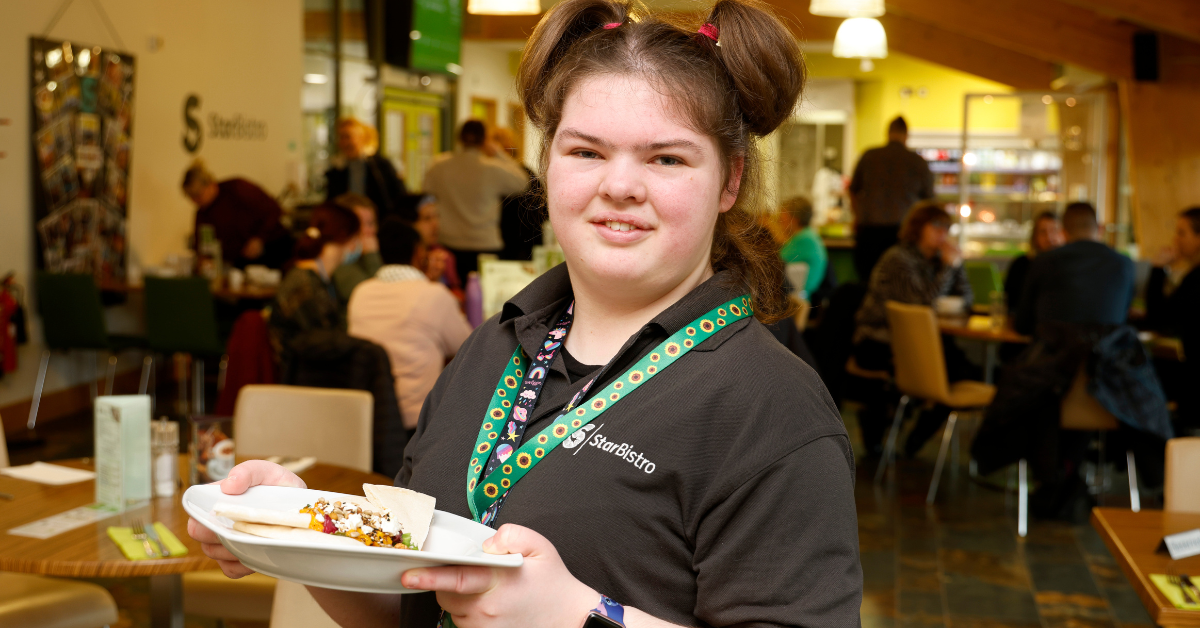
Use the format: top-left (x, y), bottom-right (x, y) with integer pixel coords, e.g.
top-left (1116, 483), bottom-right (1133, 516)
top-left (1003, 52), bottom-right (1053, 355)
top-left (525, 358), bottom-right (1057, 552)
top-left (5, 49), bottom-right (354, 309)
top-left (183, 483), bottom-right (523, 594)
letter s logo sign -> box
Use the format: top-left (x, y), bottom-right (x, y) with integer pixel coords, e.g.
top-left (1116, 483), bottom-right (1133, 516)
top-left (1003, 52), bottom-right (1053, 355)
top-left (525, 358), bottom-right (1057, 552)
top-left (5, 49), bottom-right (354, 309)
top-left (562, 423), bottom-right (595, 449)
top-left (183, 94), bottom-right (202, 154)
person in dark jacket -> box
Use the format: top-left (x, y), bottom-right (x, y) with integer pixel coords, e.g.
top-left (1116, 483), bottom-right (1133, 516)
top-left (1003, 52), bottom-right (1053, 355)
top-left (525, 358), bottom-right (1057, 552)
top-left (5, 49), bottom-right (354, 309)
top-left (324, 118), bottom-right (408, 221)
top-left (183, 161), bottom-right (292, 269)
top-left (492, 127), bottom-right (546, 261)
top-left (974, 202), bottom-right (1168, 521)
top-left (1145, 207), bottom-right (1200, 430)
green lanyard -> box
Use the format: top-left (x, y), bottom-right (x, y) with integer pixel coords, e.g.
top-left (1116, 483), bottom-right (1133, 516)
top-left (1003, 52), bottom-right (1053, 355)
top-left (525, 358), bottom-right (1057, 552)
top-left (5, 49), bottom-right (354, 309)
top-left (466, 295), bottom-right (753, 521)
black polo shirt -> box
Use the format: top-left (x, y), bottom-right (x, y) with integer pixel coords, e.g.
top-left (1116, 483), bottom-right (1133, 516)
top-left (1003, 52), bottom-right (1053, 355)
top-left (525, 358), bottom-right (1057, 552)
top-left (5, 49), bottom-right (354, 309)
top-left (396, 264), bottom-right (862, 627)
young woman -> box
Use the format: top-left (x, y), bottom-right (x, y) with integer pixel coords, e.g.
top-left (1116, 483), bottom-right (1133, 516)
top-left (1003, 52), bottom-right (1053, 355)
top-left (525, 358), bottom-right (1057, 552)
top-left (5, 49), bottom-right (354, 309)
top-left (191, 1), bottom-right (862, 626)
top-left (1003, 210), bottom-right (1062, 313)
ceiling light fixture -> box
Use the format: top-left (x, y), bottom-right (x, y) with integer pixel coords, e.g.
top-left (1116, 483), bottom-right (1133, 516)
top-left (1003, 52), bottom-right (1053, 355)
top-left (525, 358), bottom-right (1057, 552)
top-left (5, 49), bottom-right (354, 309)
top-left (833, 17), bottom-right (887, 66)
top-left (467, 0), bottom-right (540, 16)
top-left (809, 0), bottom-right (884, 18)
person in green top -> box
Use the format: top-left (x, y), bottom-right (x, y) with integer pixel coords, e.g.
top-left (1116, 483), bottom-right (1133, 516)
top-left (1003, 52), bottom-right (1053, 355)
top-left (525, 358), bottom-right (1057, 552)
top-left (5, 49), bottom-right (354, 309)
top-left (331, 192), bottom-right (383, 310)
top-left (777, 195), bottom-right (827, 297)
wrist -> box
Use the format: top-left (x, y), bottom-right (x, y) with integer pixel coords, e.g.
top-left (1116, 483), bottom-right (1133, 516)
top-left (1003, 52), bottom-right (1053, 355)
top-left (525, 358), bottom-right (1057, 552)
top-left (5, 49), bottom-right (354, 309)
top-left (580, 593), bottom-right (626, 628)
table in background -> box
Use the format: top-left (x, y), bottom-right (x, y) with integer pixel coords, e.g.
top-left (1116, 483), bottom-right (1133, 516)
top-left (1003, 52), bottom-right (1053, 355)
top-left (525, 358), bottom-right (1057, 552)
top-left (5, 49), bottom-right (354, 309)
top-left (1091, 507), bottom-right (1200, 627)
top-left (100, 279), bottom-right (277, 303)
top-left (0, 455), bottom-right (389, 628)
top-left (938, 315), bottom-right (1031, 383)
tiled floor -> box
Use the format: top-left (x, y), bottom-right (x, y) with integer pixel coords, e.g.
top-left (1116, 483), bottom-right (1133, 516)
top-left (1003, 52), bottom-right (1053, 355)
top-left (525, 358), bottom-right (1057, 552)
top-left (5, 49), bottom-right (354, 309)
top-left (7, 396), bottom-right (1157, 627)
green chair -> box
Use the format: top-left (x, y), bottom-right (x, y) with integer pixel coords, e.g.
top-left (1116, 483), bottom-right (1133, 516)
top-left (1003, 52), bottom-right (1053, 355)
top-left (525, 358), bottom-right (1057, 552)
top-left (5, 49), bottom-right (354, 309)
top-left (144, 277), bottom-right (227, 415)
top-left (29, 272), bottom-right (146, 428)
top-left (965, 261), bottom-right (1003, 308)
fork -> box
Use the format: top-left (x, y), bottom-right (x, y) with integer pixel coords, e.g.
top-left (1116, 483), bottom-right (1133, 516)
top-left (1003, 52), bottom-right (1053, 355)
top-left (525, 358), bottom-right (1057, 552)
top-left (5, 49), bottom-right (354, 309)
top-left (131, 520), bottom-right (157, 559)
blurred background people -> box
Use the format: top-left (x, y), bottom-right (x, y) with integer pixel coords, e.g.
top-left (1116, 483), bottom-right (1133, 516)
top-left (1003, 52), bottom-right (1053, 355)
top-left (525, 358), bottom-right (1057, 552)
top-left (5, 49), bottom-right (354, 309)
top-left (422, 119), bottom-right (529, 276)
top-left (492, 127), bottom-right (545, 261)
top-left (1004, 210), bottom-right (1063, 312)
top-left (330, 192), bottom-right (382, 310)
top-left (324, 117), bottom-right (408, 221)
top-left (268, 203), bottom-right (360, 365)
top-left (852, 201), bottom-right (975, 456)
top-left (182, 160), bottom-right (292, 269)
top-left (1146, 207), bottom-right (1200, 430)
top-left (975, 202), bottom-right (1170, 521)
top-left (411, 194), bottom-right (462, 298)
top-left (848, 116), bottom-right (934, 281)
top-left (777, 195), bottom-right (828, 299)
top-left (348, 218), bottom-right (471, 436)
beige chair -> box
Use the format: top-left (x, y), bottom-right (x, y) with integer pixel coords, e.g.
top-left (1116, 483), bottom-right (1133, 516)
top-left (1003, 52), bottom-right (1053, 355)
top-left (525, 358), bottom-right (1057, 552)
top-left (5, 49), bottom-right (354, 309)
top-left (0, 418), bottom-right (119, 628)
top-left (1015, 366), bottom-right (1140, 537)
top-left (1165, 437), bottom-right (1200, 513)
top-left (183, 385), bottom-right (374, 625)
top-left (876, 302), bottom-right (996, 503)
top-left (269, 580), bottom-right (343, 628)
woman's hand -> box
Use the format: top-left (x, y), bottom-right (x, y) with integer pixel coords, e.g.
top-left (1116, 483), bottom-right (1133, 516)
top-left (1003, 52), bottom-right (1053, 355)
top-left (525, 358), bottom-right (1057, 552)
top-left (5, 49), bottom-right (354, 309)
top-left (939, 239), bottom-right (962, 267)
top-left (186, 460), bottom-right (306, 578)
top-left (401, 524), bottom-right (598, 628)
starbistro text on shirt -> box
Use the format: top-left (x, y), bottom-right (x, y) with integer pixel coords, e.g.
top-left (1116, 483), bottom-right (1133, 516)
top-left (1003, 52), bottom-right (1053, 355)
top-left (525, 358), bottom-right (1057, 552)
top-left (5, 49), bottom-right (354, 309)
top-left (589, 433), bottom-right (656, 473)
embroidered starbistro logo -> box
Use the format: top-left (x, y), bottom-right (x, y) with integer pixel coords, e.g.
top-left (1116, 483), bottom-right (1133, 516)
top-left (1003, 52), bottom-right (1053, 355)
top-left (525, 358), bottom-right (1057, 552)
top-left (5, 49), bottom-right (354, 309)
top-left (562, 423), bottom-right (656, 473)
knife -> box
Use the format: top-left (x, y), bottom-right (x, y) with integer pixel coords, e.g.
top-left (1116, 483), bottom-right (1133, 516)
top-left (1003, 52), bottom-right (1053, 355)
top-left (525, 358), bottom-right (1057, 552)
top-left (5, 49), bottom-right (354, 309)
top-left (143, 523), bottom-right (171, 558)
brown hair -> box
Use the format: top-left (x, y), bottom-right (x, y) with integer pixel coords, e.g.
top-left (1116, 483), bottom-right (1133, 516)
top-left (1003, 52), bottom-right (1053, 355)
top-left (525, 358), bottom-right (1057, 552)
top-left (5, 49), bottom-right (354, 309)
top-left (1029, 210), bottom-right (1059, 253)
top-left (460, 120), bottom-right (486, 147)
top-left (899, 201), bottom-right (952, 245)
top-left (337, 117), bottom-right (379, 155)
top-left (333, 192), bottom-right (376, 213)
top-left (517, 0), bottom-right (805, 323)
top-left (181, 159), bottom-right (215, 192)
top-left (1180, 207), bottom-right (1200, 235)
top-left (294, 204), bottom-right (361, 260)
top-left (780, 196), bottom-right (814, 229)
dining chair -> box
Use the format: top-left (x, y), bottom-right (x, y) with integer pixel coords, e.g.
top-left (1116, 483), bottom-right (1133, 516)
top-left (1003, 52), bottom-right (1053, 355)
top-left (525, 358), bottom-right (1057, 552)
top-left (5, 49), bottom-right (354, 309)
top-left (143, 277), bottom-right (227, 415)
top-left (28, 272), bottom-right (146, 429)
top-left (183, 385), bottom-right (374, 626)
top-left (1014, 365), bottom-right (1141, 537)
top-left (0, 415), bottom-right (120, 628)
top-left (965, 261), bottom-right (1002, 307)
top-left (876, 301), bottom-right (996, 503)
top-left (1164, 437), bottom-right (1200, 513)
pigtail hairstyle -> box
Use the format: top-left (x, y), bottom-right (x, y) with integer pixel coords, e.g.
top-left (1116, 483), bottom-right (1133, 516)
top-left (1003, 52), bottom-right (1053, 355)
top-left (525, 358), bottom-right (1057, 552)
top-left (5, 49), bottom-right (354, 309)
top-left (517, 0), bottom-right (805, 323)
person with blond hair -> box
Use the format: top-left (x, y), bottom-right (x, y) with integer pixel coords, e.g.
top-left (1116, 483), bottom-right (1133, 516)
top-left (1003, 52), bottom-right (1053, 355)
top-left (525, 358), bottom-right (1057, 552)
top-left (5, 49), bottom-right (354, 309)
top-left (325, 117), bottom-right (408, 221)
top-left (181, 159), bottom-right (291, 269)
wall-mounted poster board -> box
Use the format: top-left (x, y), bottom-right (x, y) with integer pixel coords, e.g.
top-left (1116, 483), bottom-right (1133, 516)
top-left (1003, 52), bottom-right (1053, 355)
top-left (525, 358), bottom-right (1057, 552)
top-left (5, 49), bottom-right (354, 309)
top-left (29, 38), bottom-right (135, 284)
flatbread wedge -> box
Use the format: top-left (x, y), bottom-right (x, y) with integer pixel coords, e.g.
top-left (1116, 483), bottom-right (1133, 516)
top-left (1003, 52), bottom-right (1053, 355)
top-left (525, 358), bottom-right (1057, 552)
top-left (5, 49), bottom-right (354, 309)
top-left (363, 484), bottom-right (436, 550)
top-left (214, 503), bottom-right (310, 529)
top-left (233, 521), bottom-right (364, 547)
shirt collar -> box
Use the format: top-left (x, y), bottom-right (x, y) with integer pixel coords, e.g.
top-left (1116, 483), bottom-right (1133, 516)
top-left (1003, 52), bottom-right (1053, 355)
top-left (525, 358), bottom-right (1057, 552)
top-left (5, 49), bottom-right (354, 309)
top-left (375, 265), bottom-right (427, 283)
top-left (501, 263), bottom-right (751, 355)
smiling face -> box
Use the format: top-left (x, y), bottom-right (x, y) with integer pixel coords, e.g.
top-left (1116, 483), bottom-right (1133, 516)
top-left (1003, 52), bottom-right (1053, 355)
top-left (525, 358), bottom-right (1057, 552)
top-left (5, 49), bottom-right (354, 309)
top-left (546, 75), bottom-right (739, 301)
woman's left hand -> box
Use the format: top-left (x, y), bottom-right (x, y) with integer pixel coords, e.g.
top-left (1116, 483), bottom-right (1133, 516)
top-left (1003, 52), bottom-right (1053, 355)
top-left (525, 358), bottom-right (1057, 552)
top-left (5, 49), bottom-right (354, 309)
top-left (401, 524), bottom-right (599, 628)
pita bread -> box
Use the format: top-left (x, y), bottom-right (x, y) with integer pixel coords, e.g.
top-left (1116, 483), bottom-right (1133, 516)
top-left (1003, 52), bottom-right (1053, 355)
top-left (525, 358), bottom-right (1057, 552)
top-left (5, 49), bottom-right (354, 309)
top-left (232, 521), bottom-right (364, 548)
top-left (363, 484), bottom-right (436, 550)
top-left (213, 503), bottom-right (311, 529)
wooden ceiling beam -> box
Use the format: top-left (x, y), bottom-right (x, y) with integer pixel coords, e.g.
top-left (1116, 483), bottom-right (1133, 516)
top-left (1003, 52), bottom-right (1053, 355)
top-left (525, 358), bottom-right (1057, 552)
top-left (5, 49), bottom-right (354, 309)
top-left (883, 0), bottom-right (1136, 79)
top-left (1057, 0), bottom-right (1200, 44)
top-left (465, 6), bottom-right (1058, 90)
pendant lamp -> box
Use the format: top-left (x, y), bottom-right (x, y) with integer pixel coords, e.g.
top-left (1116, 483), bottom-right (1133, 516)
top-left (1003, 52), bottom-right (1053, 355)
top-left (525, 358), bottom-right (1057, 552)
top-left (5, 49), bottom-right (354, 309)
top-left (809, 0), bottom-right (884, 18)
top-left (467, 0), bottom-right (540, 15)
top-left (832, 18), bottom-right (888, 60)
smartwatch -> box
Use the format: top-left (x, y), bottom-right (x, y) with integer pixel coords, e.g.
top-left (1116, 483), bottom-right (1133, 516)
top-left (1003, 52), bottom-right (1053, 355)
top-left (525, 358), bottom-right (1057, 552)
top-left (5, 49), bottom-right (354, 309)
top-left (582, 595), bottom-right (626, 628)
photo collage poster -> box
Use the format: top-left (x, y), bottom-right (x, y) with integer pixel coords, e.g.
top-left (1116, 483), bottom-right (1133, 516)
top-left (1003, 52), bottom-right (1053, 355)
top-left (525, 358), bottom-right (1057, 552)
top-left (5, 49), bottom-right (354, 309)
top-left (30, 38), bottom-right (135, 283)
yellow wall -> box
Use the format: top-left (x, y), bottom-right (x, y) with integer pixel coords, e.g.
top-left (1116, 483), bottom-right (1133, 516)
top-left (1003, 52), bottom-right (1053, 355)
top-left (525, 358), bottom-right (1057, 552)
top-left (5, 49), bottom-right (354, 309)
top-left (805, 52), bottom-right (1018, 157)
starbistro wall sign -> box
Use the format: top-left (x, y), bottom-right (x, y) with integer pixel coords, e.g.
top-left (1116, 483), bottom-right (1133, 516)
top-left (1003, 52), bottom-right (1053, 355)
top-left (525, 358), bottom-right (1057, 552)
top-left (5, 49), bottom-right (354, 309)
top-left (182, 93), bottom-right (267, 153)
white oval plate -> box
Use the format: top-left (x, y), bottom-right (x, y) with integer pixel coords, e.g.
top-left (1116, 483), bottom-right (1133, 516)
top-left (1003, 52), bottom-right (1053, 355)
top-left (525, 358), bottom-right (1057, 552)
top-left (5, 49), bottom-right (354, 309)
top-left (183, 484), bottom-right (522, 594)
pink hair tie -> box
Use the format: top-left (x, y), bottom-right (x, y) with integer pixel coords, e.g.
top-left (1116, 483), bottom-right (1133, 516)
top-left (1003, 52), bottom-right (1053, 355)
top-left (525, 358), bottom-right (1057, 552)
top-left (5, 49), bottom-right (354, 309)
top-left (603, 22), bottom-right (621, 29)
top-left (698, 23), bottom-right (719, 42)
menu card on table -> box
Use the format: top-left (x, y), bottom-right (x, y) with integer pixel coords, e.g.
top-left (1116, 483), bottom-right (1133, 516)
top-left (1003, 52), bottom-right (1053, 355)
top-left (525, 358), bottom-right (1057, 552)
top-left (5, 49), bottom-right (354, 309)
top-left (94, 395), bottom-right (152, 511)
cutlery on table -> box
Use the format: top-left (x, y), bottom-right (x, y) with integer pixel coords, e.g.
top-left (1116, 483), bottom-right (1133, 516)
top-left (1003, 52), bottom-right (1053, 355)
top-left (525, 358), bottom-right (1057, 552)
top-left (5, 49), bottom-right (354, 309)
top-left (143, 521), bottom-right (170, 557)
top-left (131, 520), bottom-right (157, 559)
top-left (1182, 575), bottom-right (1200, 604)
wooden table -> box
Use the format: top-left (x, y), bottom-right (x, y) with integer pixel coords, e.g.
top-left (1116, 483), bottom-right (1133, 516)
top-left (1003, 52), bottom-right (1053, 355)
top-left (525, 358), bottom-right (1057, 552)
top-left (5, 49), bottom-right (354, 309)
top-left (938, 315), bottom-right (1031, 383)
top-left (1091, 507), bottom-right (1200, 627)
top-left (0, 456), bottom-right (389, 628)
